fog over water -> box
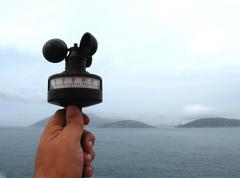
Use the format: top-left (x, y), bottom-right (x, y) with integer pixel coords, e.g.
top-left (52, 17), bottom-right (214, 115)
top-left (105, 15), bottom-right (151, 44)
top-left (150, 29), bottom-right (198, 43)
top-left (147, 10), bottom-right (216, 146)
top-left (0, 0), bottom-right (240, 126)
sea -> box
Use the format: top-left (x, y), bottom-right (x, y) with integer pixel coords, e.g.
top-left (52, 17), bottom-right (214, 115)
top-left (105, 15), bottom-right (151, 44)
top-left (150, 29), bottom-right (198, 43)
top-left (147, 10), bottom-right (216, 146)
top-left (0, 127), bottom-right (240, 178)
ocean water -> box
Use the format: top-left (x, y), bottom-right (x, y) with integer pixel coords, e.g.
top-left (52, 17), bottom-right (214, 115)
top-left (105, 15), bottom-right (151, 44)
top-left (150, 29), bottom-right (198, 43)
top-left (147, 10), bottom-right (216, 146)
top-left (0, 127), bottom-right (240, 178)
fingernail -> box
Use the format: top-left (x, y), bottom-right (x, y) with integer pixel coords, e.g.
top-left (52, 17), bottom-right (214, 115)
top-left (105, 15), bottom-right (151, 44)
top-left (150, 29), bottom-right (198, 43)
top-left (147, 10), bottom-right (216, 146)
top-left (66, 106), bottom-right (77, 118)
top-left (89, 141), bottom-right (93, 147)
top-left (88, 166), bottom-right (93, 174)
top-left (87, 153), bottom-right (92, 160)
top-left (84, 153), bottom-right (92, 161)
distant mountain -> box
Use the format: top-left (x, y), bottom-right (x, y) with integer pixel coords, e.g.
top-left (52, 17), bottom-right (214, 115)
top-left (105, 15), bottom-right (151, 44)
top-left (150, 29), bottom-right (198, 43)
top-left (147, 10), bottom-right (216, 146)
top-left (178, 117), bottom-right (240, 128)
top-left (31, 114), bottom-right (118, 128)
top-left (31, 118), bottom-right (49, 127)
top-left (99, 120), bottom-right (154, 128)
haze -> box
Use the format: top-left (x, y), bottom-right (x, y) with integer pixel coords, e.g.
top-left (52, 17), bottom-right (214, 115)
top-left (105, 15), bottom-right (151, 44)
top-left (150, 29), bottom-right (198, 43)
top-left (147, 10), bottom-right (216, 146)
top-left (0, 0), bottom-right (240, 126)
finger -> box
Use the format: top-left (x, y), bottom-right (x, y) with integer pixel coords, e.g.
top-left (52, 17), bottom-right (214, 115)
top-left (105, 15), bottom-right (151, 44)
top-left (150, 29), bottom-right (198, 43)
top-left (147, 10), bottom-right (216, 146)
top-left (63, 106), bottom-right (84, 140)
top-left (84, 152), bottom-right (92, 166)
top-left (89, 148), bottom-right (95, 161)
top-left (42, 109), bottom-right (66, 136)
top-left (84, 147), bottom-right (95, 162)
top-left (82, 130), bottom-right (95, 152)
top-left (83, 113), bottom-right (90, 125)
top-left (83, 165), bottom-right (94, 177)
top-left (82, 130), bottom-right (96, 173)
top-left (82, 132), bottom-right (96, 163)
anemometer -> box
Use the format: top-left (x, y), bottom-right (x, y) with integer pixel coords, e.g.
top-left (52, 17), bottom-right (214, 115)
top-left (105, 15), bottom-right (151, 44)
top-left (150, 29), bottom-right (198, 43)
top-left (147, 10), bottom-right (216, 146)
top-left (42, 32), bottom-right (102, 109)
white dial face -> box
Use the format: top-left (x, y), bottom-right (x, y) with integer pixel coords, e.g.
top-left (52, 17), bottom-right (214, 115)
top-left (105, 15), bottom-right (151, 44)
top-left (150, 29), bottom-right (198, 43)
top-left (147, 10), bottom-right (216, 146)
top-left (49, 76), bottom-right (101, 90)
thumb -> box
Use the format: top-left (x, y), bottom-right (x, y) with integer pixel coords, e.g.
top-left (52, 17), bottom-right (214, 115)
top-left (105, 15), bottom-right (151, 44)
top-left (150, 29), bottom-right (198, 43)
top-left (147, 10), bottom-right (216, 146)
top-left (63, 105), bottom-right (84, 141)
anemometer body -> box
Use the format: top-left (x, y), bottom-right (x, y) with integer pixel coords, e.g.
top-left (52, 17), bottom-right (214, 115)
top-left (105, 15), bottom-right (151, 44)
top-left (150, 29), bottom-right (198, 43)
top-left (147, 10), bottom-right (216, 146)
top-left (42, 33), bottom-right (102, 108)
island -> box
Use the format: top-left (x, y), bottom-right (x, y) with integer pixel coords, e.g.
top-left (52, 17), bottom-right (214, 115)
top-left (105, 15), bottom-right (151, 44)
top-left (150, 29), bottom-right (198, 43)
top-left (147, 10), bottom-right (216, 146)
top-left (99, 120), bottom-right (154, 128)
top-left (31, 115), bottom-right (117, 128)
top-left (177, 117), bottom-right (240, 128)
top-left (31, 116), bottom-right (153, 128)
top-left (31, 118), bottom-right (49, 127)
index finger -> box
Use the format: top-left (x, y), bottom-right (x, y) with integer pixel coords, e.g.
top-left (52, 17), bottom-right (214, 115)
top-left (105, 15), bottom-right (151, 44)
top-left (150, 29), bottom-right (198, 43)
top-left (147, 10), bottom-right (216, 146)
top-left (83, 113), bottom-right (90, 125)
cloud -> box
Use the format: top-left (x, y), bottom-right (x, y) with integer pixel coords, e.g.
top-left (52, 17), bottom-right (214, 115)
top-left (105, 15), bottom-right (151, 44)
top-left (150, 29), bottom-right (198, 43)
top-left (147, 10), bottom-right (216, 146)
top-left (185, 23), bottom-right (233, 56)
top-left (182, 104), bottom-right (215, 115)
top-left (0, 88), bottom-right (45, 103)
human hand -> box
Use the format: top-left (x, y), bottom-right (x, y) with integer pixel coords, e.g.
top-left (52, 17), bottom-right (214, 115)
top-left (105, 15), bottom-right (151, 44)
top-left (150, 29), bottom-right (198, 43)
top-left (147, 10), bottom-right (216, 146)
top-left (34, 106), bottom-right (95, 178)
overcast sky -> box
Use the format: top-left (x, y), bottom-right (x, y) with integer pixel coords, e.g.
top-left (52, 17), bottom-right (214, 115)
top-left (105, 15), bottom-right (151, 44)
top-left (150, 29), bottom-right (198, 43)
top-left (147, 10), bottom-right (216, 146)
top-left (0, 0), bottom-right (240, 126)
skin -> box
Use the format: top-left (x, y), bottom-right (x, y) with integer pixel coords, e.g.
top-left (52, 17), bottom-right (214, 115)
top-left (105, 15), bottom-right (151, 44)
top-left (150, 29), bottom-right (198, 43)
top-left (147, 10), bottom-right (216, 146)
top-left (34, 106), bottom-right (96, 178)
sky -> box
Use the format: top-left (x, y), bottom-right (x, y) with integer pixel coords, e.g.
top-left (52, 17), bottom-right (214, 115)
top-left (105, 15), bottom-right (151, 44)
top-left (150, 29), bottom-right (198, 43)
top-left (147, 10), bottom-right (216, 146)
top-left (0, 0), bottom-right (240, 126)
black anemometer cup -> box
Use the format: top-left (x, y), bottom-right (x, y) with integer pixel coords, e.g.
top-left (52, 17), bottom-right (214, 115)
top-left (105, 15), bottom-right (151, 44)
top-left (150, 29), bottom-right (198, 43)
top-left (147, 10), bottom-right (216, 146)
top-left (42, 33), bottom-right (102, 109)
